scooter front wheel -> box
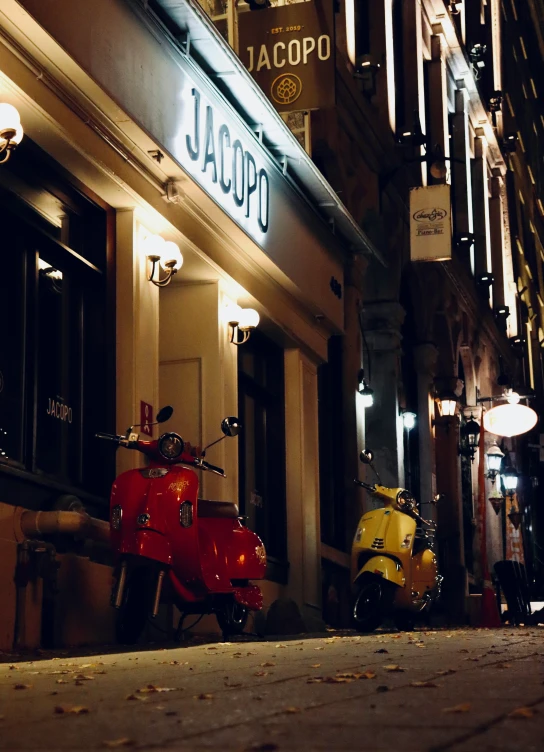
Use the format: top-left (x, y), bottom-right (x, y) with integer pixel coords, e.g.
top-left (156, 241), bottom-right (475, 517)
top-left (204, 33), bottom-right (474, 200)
top-left (352, 576), bottom-right (393, 633)
top-left (215, 601), bottom-right (249, 637)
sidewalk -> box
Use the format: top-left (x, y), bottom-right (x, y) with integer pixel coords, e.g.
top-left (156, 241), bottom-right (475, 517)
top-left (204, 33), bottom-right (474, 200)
top-left (1, 627), bottom-right (543, 751)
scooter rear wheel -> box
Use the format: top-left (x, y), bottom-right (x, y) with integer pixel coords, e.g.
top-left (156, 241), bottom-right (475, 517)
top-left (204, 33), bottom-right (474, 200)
top-left (216, 601), bottom-right (249, 637)
top-left (352, 576), bottom-right (392, 633)
top-left (115, 568), bottom-right (152, 645)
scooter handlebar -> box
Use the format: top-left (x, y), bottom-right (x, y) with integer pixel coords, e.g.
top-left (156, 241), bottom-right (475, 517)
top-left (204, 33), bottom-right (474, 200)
top-left (193, 457), bottom-right (226, 477)
top-left (353, 478), bottom-right (376, 492)
top-left (95, 432), bottom-right (123, 444)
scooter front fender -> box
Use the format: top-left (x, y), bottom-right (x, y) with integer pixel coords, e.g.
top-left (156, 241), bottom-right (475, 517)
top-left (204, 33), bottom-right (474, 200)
top-left (355, 556), bottom-right (406, 589)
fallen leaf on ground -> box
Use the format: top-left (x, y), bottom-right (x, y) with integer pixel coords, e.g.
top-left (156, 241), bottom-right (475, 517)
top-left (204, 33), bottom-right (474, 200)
top-left (307, 676), bottom-right (353, 684)
top-left (384, 665), bottom-right (405, 672)
top-left (443, 703), bottom-right (471, 714)
top-left (224, 681), bottom-right (242, 688)
top-left (54, 705), bottom-right (89, 715)
top-left (55, 679), bottom-right (69, 685)
top-left (310, 664), bottom-right (321, 668)
top-left (260, 662), bottom-right (275, 667)
top-left (13, 684), bottom-right (32, 690)
top-left (459, 649), bottom-right (469, 653)
top-left (195, 693), bottom-right (214, 700)
top-left (136, 685), bottom-right (178, 694)
top-left (275, 644), bottom-right (287, 649)
top-left (436, 669), bottom-right (456, 676)
top-left (362, 671), bottom-right (377, 679)
top-left (410, 681), bottom-right (438, 688)
top-left (375, 649), bottom-right (388, 654)
top-left (284, 707), bottom-right (302, 714)
top-left (314, 647), bottom-right (324, 651)
top-left (508, 707), bottom-right (537, 719)
top-left (102, 740), bottom-right (136, 749)
top-left (8, 665), bottom-right (18, 670)
top-left (254, 671), bottom-right (269, 677)
top-left (125, 694), bottom-right (147, 702)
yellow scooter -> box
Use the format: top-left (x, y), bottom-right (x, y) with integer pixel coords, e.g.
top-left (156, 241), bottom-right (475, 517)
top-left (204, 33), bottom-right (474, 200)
top-left (352, 450), bottom-right (442, 632)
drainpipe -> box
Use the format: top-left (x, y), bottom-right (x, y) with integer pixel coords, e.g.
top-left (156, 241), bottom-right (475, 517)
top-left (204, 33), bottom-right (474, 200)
top-left (18, 510), bottom-right (110, 545)
top-left (14, 539), bottom-right (58, 649)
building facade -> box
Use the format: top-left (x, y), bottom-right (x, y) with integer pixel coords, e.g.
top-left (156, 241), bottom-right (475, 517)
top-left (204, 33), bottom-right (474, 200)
top-left (1, 0), bottom-right (543, 650)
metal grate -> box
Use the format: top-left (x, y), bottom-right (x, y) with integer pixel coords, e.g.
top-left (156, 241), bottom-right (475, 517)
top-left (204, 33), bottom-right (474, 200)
top-left (371, 537), bottom-right (385, 549)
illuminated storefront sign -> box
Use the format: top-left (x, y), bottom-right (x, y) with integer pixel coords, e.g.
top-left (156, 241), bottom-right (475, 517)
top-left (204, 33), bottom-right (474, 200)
top-left (184, 88), bottom-right (269, 234)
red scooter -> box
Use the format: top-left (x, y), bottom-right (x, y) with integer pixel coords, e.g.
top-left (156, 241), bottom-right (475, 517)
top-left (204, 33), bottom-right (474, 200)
top-left (96, 406), bottom-right (266, 644)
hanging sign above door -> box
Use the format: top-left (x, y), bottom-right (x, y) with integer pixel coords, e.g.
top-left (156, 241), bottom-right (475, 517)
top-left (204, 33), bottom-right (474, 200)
top-left (238, 0), bottom-right (335, 112)
top-left (409, 184), bottom-right (452, 262)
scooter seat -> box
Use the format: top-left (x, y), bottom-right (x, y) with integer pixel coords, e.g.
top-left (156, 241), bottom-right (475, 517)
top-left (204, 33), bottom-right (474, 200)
top-left (198, 499), bottom-right (239, 519)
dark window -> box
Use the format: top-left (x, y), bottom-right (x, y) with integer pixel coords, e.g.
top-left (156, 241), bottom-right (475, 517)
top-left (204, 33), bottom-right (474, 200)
top-left (0, 139), bottom-right (114, 507)
top-left (238, 330), bottom-right (287, 582)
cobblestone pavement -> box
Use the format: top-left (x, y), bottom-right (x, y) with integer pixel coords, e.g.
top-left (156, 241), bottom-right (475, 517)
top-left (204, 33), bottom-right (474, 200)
top-left (1, 627), bottom-right (543, 751)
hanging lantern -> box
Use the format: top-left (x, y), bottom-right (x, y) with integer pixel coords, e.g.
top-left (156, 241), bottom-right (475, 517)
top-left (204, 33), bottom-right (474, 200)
top-left (483, 403), bottom-right (537, 437)
top-left (502, 466), bottom-right (519, 495)
top-left (508, 509), bottom-right (523, 530)
top-left (488, 495), bottom-right (505, 515)
top-left (486, 442), bottom-right (504, 479)
top-left (437, 391), bottom-right (457, 417)
top-left (459, 415), bottom-right (481, 461)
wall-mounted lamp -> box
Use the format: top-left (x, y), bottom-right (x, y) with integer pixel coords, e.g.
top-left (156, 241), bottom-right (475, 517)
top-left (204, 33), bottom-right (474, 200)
top-left (454, 232), bottom-right (475, 253)
top-left (353, 54), bottom-right (381, 97)
top-left (459, 414), bottom-right (480, 461)
top-left (358, 369), bottom-right (374, 408)
top-left (144, 234), bottom-right (183, 287)
top-left (397, 110), bottom-right (427, 147)
top-left (486, 442), bottom-right (504, 481)
top-left (402, 410), bottom-right (416, 431)
top-left (437, 391), bottom-right (457, 417)
top-left (477, 273), bottom-right (495, 298)
top-left (469, 44), bottom-right (487, 79)
top-left (501, 466), bottom-right (523, 529)
top-left (494, 305), bottom-right (510, 325)
top-left (38, 257), bottom-right (63, 294)
top-left (502, 132), bottom-right (518, 153)
top-left (227, 304), bottom-right (260, 345)
top-left (0, 103), bottom-right (23, 164)
top-left (447, 2), bottom-right (462, 15)
top-left (509, 335), bottom-right (526, 357)
top-left (488, 90), bottom-right (503, 125)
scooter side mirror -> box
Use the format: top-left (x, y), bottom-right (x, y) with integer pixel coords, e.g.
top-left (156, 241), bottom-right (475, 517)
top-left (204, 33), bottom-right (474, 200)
top-left (156, 406), bottom-right (174, 424)
top-left (221, 417), bottom-right (241, 437)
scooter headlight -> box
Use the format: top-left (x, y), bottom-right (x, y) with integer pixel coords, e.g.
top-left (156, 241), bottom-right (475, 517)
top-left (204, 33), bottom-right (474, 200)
top-left (111, 505), bottom-right (122, 530)
top-left (158, 432), bottom-right (184, 460)
top-left (396, 490), bottom-right (416, 512)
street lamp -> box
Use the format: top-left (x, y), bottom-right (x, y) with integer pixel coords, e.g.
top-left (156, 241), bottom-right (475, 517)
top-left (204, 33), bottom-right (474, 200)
top-left (437, 391), bottom-right (457, 417)
top-left (502, 466), bottom-right (523, 529)
top-left (459, 414), bottom-right (480, 461)
top-left (358, 369), bottom-right (374, 408)
top-left (486, 442), bottom-right (504, 481)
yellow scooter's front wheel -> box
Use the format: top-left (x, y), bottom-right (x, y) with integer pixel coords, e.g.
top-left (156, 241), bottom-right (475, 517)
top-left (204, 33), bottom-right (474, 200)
top-left (352, 575), bottom-right (394, 633)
